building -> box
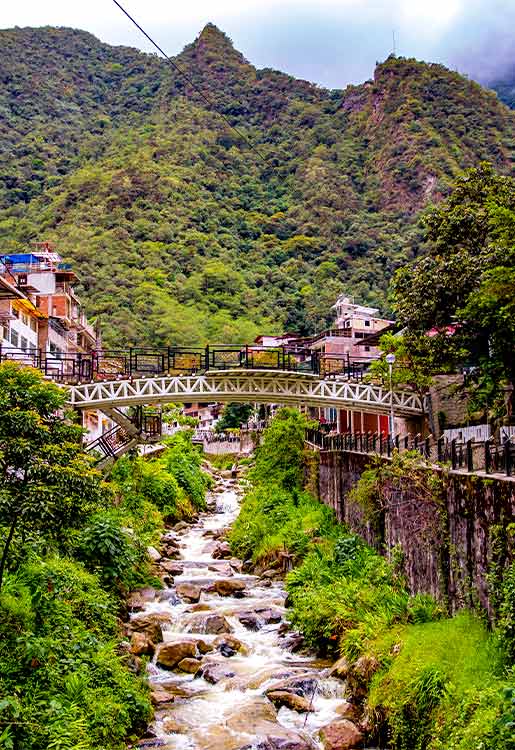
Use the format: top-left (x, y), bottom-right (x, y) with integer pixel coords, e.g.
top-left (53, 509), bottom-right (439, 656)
top-left (0, 243), bottom-right (107, 442)
top-left (309, 295), bottom-right (393, 362)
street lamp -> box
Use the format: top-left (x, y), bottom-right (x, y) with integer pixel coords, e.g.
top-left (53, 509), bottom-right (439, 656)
top-left (385, 352), bottom-right (396, 437)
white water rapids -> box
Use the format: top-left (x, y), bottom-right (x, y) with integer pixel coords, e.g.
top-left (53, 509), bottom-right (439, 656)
top-left (132, 475), bottom-right (367, 750)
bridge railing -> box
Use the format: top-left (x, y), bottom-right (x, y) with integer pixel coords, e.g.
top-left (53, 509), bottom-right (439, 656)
top-left (0, 344), bottom-right (373, 383)
top-left (305, 428), bottom-right (515, 477)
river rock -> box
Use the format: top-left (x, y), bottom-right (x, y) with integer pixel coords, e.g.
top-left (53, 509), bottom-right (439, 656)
top-left (174, 521), bottom-right (190, 532)
top-left (150, 690), bottom-right (175, 707)
top-left (255, 607), bottom-right (282, 624)
top-left (212, 541), bottom-right (232, 559)
top-left (237, 611), bottom-right (263, 631)
top-left (177, 657), bottom-right (201, 674)
top-left (281, 632), bottom-right (305, 652)
top-left (265, 674), bottom-right (318, 698)
top-left (199, 662), bottom-right (236, 684)
top-left (147, 545), bottom-right (161, 562)
top-left (197, 639), bottom-right (214, 654)
top-left (188, 613), bottom-right (232, 634)
top-left (156, 641), bottom-right (197, 669)
top-left (334, 702), bottom-right (361, 722)
top-left (267, 691), bottom-right (314, 713)
top-left (329, 656), bottom-right (350, 680)
top-left (162, 718), bottom-right (188, 734)
top-left (213, 634), bottom-right (245, 656)
top-left (229, 558), bottom-right (243, 572)
top-left (319, 719), bottom-right (363, 750)
top-left (129, 613), bottom-right (169, 643)
top-left (346, 656), bottom-right (380, 699)
top-left (212, 579), bottom-right (246, 597)
top-left (130, 631), bottom-right (155, 656)
top-left (160, 560), bottom-right (184, 575)
top-left (176, 582), bottom-right (201, 603)
top-left (158, 589), bottom-right (181, 604)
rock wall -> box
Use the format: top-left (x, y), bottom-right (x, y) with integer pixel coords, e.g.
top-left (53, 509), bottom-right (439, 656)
top-left (309, 448), bottom-right (515, 616)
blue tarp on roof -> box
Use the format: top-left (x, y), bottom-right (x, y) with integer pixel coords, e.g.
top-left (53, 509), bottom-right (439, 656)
top-left (1, 254), bottom-right (42, 264)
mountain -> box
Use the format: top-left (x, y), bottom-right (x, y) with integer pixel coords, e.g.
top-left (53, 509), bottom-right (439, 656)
top-left (0, 25), bottom-right (513, 346)
top-left (491, 71), bottom-right (515, 109)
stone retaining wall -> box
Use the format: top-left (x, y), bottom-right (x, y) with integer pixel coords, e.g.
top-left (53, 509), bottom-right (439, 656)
top-left (309, 448), bottom-right (515, 616)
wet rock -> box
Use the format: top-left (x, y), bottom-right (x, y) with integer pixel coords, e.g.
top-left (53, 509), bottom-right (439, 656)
top-left (162, 718), bottom-right (188, 734)
top-left (196, 639), bottom-right (214, 654)
top-left (261, 569), bottom-right (278, 579)
top-left (214, 634), bottom-right (245, 657)
top-left (130, 631), bottom-right (155, 656)
top-left (281, 633), bottom-right (305, 653)
top-left (242, 559), bottom-right (254, 573)
top-left (255, 607), bottom-right (282, 624)
top-left (329, 655), bottom-right (350, 681)
top-left (230, 719), bottom-right (316, 749)
top-left (346, 656), bottom-right (380, 700)
top-left (212, 541), bottom-right (232, 559)
top-left (150, 690), bottom-right (175, 707)
top-left (189, 603), bottom-right (212, 612)
top-left (265, 674), bottom-right (318, 698)
top-left (229, 558), bottom-right (243, 572)
top-left (176, 582), bottom-right (201, 603)
top-left (147, 545), bottom-right (161, 562)
top-left (208, 563), bottom-right (233, 576)
top-left (212, 579), bottom-right (246, 597)
top-left (173, 521), bottom-right (190, 532)
top-left (188, 613), bottom-right (232, 634)
top-left (157, 589), bottom-right (180, 605)
top-left (198, 662), bottom-right (236, 684)
top-left (237, 611), bottom-right (263, 631)
top-left (319, 719), bottom-right (364, 750)
top-left (160, 560), bottom-right (184, 575)
top-left (156, 640), bottom-right (197, 669)
top-left (177, 657), bottom-right (201, 674)
top-left (267, 690), bottom-right (314, 713)
top-left (334, 702), bottom-right (361, 722)
top-left (136, 739), bottom-right (166, 748)
top-left (129, 613), bottom-right (169, 643)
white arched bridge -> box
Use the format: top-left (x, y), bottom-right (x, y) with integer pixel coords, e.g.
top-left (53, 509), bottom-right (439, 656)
top-left (0, 344), bottom-right (425, 465)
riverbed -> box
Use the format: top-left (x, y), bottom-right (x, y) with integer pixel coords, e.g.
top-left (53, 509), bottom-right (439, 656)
top-left (130, 473), bottom-right (359, 750)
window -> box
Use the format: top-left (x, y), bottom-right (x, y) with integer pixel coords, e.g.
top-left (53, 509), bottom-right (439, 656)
top-left (10, 329), bottom-right (19, 347)
top-left (1, 324), bottom-right (8, 341)
top-left (364, 320), bottom-right (370, 327)
top-left (21, 313), bottom-right (29, 327)
top-left (30, 318), bottom-right (38, 332)
top-left (20, 336), bottom-right (27, 351)
top-left (365, 346), bottom-right (370, 352)
top-left (11, 306), bottom-right (19, 319)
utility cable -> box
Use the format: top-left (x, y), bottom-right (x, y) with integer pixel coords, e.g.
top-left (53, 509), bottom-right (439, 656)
top-left (110, 0), bottom-right (269, 163)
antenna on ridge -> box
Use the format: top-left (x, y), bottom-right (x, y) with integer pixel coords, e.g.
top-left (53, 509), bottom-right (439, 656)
top-left (392, 29), bottom-right (397, 56)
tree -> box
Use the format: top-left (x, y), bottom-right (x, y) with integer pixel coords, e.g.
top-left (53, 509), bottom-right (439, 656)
top-left (0, 362), bottom-right (109, 589)
top-left (391, 164), bottom-right (515, 421)
top-left (215, 402), bottom-right (254, 431)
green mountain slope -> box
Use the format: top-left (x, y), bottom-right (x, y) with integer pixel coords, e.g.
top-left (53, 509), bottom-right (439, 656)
top-left (0, 25), bottom-right (514, 346)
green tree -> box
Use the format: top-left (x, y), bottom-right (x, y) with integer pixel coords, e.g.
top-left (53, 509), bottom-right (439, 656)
top-left (0, 362), bottom-right (109, 589)
top-left (392, 164), bottom-right (515, 420)
top-left (216, 402), bottom-right (254, 431)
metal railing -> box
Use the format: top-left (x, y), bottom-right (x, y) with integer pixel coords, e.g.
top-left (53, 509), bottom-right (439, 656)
top-left (305, 428), bottom-right (515, 478)
top-left (0, 344), bottom-right (374, 383)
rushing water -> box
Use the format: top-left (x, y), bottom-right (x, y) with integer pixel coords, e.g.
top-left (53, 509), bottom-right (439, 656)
top-left (132, 475), bottom-right (352, 750)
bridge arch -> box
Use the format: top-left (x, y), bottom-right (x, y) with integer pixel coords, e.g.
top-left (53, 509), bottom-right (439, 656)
top-left (67, 369), bottom-right (424, 417)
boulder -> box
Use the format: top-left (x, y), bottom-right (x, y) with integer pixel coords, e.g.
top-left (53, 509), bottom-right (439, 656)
top-left (281, 633), bottom-right (305, 653)
top-left (212, 541), bottom-right (232, 559)
top-left (130, 631), bottom-right (155, 656)
top-left (261, 569), bottom-right (277, 579)
top-left (197, 639), bottom-right (214, 654)
top-left (199, 663), bottom-right (236, 684)
top-left (346, 656), bottom-right (380, 699)
top-left (237, 611), bottom-right (263, 631)
top-left (319, 719), bottom-right (363, 750)
top-left (265, 674), bottom-right (318, 698)
top-left (177, 657), bottom-right (201, 674)
top-left (173, 521), bottom-right (190, 532)
top-left (176, 582), bottom-right (201, 603)
top-left (229, 558), bottom-right (243, 572)
top-left (267, 691), bottom-right (314, 713)
top-left (188, 613), bottom-right (232, 634)
top-left (129, 613), bottom-right (168, 643)
top-left (147, 545), bottom-right (161, 562)
top-left (160, 561), bottom-right (184, 575)
top-left (156, 640), bottom-right (197, 669)
top-left (334, 702), bottom-right (361, 722)
top-left (162, 718), bottom-right (188, 734)
top-left (329, 656), bottom-right (350, 681)
top-left (213, 579), bottom-right (246, 597)
top-left (150, 690), bottom-right (175, 707)
top-left (255, 607), bottom-right (282, 624)
top-left (213, 634), bottom-right (245, 657)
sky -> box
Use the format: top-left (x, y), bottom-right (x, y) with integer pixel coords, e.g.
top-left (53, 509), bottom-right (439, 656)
top-left (1, 0), bottom-right (514, 89)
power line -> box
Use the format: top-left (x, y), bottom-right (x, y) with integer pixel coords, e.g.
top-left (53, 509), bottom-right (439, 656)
top-left (110, 0), bottom-right (268, 163)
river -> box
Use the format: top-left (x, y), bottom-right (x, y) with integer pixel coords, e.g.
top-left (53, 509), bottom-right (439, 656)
top-left (130, 472), bottom-right (361, 750)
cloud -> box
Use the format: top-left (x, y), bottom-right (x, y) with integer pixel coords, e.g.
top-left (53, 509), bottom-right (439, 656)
top-left (1, 0), bottom-right (514, 87)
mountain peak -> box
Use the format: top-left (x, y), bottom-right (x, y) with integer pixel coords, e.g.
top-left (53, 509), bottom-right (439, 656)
top-left (197, 23), bottom-right (234, 48)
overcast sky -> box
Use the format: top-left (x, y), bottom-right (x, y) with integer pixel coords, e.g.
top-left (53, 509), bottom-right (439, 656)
top-left (1, 0), bottom-right (514, 89)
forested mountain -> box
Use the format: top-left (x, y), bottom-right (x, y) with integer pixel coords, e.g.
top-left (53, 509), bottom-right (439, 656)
top-left (1, 25), bottom-right (514, 345)
top-left (492, 71), bottom-right (515, 109)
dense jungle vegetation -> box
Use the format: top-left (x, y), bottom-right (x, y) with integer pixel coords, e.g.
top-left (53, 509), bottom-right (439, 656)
top-left (0, 361), bottom-right (209, 749)
top-left (230, 409), bottom-right (515, 749)
top-left (0, 25), bottom-right (514, 344)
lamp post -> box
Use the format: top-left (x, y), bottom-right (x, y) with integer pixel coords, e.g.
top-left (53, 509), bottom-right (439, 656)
top-left (385, 352), bottom-right (396, 437)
